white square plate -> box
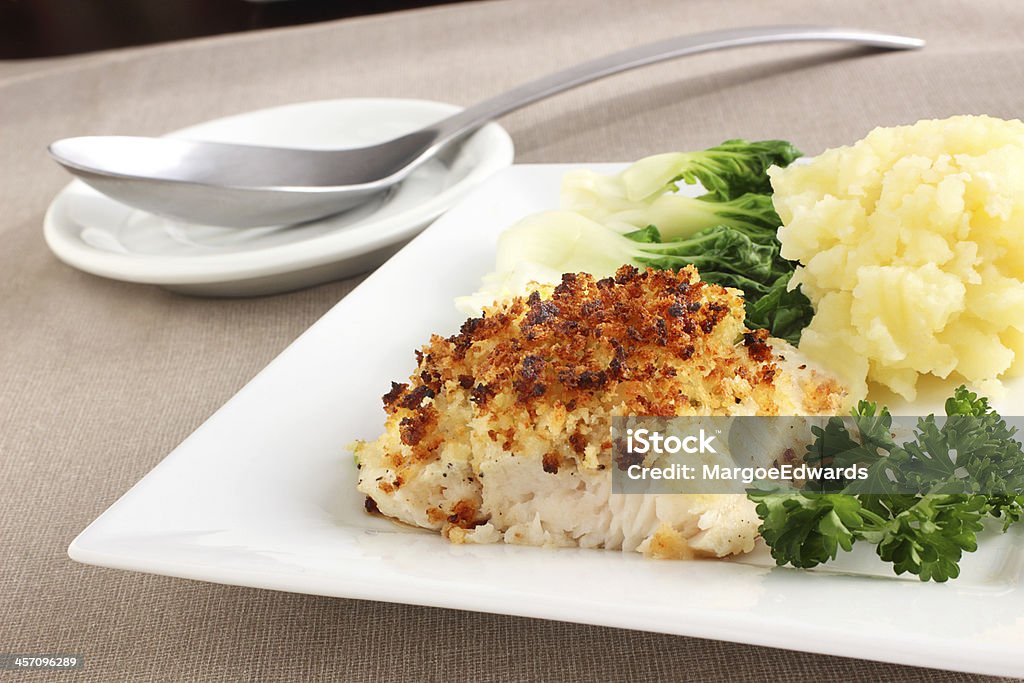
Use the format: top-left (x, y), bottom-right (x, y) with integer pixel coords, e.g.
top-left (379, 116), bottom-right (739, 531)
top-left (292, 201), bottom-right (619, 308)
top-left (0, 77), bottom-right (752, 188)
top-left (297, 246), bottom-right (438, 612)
top-left (70, 165), bottom-right (1024, 677)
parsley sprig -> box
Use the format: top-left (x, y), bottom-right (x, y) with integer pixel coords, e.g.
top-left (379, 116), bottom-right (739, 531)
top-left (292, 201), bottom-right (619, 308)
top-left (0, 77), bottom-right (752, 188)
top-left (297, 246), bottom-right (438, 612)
top-left (748, 387), bottom-right (1024, 582)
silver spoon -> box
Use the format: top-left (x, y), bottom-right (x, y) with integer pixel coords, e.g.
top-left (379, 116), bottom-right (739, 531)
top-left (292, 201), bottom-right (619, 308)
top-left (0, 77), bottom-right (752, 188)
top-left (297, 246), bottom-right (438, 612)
top-left (49, 25), bottom-right (922, 228)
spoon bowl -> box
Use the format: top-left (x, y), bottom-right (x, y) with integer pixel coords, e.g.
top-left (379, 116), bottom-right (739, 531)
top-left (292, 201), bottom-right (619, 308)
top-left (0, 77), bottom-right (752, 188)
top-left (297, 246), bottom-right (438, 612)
top-left (49, 133), bottom-right (443, 226)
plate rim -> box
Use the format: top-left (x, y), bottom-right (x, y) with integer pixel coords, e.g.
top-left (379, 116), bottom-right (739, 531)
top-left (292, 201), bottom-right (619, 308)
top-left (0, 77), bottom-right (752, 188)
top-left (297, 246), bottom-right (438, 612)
top-left (67, 533), bottom-right (1024, 678)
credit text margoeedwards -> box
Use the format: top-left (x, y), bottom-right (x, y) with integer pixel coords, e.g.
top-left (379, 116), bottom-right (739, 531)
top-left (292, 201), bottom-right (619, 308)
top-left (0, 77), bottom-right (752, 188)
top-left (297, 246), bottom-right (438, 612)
top-left (626, 463), bottom-right (869, 485)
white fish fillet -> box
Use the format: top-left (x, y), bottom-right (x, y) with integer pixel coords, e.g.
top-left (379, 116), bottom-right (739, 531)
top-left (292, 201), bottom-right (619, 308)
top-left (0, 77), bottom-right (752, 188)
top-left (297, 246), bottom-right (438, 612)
top-left (354, 266), bottom-right (846, 559)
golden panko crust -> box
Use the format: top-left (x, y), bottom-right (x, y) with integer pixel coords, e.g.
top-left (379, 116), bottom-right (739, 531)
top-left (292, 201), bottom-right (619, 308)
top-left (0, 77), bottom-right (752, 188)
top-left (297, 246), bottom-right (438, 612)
top-left (383, 266), bottom-right (776, 452)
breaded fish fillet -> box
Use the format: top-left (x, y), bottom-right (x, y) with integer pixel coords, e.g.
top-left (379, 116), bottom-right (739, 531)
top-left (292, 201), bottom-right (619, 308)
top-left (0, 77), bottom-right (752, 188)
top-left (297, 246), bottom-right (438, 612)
top-left (354, 265), bottom-right (845, 558)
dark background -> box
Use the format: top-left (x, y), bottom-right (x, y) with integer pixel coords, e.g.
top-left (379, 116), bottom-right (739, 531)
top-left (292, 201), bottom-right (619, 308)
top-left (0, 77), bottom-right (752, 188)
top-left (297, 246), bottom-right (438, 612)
top-left (0, 0), bottom-right (470, 59)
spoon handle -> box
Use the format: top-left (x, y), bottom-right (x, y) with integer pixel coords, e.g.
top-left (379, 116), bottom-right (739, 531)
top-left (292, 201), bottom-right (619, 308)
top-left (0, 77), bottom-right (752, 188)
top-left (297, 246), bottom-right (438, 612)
top-left (430, 25), bottom-right (922, 143)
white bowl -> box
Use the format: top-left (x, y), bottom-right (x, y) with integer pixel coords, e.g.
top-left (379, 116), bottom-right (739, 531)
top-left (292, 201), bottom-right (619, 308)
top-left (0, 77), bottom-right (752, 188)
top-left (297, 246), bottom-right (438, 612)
top-left (44, 98), bottom-right (514, 296)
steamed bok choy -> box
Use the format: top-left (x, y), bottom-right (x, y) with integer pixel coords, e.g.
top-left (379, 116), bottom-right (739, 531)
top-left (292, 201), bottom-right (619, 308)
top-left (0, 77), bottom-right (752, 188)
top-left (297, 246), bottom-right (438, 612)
top-left (563, 177), bottom-right (783, 238)
top-left (621, 139), bottom-right (802, 201)
top-left (457, 139), bottom-right (812, 344)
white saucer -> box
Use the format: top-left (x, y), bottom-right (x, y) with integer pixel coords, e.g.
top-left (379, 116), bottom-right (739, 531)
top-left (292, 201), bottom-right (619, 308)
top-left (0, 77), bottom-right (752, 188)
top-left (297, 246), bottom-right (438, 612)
top-left (43, 99), bottom-right (514, 296)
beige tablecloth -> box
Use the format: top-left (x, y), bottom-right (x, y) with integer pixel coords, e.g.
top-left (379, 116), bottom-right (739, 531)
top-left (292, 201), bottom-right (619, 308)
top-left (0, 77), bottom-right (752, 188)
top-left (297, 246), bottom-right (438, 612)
top-left (2, 1), bottom-right (1023, 680)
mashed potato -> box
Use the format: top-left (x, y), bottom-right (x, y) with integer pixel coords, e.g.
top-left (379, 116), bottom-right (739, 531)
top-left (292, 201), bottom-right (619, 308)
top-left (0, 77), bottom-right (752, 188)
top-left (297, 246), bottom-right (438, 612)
top-left (770, 115), bottom-right (1024, 400)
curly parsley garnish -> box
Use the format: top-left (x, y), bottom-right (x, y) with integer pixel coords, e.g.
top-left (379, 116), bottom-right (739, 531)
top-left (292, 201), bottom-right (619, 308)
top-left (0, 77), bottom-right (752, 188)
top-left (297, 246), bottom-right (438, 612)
top-left (748, 386), bottom-right (1024, 582)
